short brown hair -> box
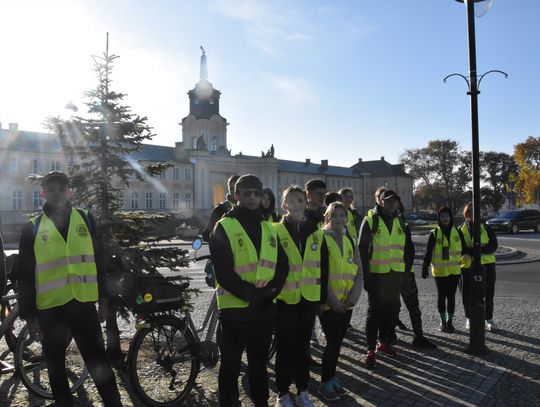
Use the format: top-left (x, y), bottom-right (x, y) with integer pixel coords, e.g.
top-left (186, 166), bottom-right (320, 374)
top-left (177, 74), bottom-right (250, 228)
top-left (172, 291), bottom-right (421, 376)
top-left (323, 202), bottom-right (347, 227)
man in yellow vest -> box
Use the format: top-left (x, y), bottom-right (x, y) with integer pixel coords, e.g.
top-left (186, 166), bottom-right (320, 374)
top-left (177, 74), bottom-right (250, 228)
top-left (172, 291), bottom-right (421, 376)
top-left (358, 189), bottom-right (410, 368)
top-left (18, 171), bottom-right (122, 407)
top-left (210, 174), bottom-right (288, 407)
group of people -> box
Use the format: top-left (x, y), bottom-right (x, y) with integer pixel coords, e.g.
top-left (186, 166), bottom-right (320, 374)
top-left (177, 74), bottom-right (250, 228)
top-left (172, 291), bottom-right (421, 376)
top-left (1, 169), bottom-right (498, 407)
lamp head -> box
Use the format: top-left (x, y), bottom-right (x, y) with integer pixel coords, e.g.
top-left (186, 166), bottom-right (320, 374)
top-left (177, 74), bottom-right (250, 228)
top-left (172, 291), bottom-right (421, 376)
top-left (454, 0), bottom-right (493, 17)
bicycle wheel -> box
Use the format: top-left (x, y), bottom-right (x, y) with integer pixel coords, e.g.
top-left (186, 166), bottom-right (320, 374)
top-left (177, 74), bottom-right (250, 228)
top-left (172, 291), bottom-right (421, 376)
top-left (0, 301), bottom-right (24, 352)
top-left (14, 325), bottom-right (89, 399)
top-left (128, 316), bottom-right (200, 407)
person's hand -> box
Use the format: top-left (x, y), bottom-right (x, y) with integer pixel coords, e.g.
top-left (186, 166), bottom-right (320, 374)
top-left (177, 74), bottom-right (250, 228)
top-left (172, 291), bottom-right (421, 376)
top-left (27, 320), bottom-right (43, 342)
top-left (331, 302), bottom-right (347, 314)
top-left (421, 267), bottom-right (429, 279)
top-left (98, 298), bottom-right (109, 323)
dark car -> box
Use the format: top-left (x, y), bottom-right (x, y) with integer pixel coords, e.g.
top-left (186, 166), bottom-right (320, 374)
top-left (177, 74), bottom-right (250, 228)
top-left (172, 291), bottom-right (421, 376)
top-left (486, 209), bottom-right (540, 234)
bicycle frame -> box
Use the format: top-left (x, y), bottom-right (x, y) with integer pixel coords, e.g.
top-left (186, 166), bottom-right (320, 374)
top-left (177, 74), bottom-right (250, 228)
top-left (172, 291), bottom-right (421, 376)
top-left (184, 291), bottom-right (219, 343)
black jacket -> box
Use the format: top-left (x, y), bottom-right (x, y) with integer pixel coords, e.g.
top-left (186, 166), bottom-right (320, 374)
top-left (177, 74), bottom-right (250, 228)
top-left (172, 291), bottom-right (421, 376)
top-left (202, 199), bottom-right (234, 242)
top-left (18, 202), bottom-right (106, 321)
top-left (209, 205), bottom-right (289, 321)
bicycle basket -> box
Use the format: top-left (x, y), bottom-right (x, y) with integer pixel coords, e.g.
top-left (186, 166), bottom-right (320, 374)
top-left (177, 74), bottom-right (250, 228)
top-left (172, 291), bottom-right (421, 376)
top-left (128, 274), bottom-right (186, 314)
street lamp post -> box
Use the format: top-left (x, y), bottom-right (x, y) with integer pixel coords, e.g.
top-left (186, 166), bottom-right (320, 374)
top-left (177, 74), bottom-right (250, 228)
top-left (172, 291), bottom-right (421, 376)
top-left (446, 0), bottom-right (507, 355)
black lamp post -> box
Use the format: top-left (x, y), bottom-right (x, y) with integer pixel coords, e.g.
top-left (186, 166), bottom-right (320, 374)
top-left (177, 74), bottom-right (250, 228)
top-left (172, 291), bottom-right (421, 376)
top-left (445, 0), bottom-right (507, 355)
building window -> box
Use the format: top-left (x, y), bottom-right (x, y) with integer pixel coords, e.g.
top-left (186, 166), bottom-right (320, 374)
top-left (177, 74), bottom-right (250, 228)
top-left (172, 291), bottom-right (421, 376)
top-left (173, 167), bottom-right (180, 180)
top-left (210, 136), bottom-right (218, 151)
top-left (33, 159), bottom-right (40, 173)
top-left (10, 157), bottom-right (20, 174)
top-left (131, 192), bottom-right (139, 209)
top-left (68, 156), bottom-right (75, 170)
top-left (12, 190), bottom-right (22, 210)
top-left (51, 160), bottom-right (60, 171)
top-left (159, 170), bottom-right (166, 180)
top-left (184, 193), bottom-right (191, 209)
top-left (33, 190), bottom-right (43, 210)
top-left (173, 192), bottom-right (180, 209)
top-left (159, 193), bottom-right (167, 209)
top-left (145, 192), bottom-right (153, 209)
top-left (185, 168), bottom-right (192, 181)
top-left (192, 138), bottom-right (197, 150)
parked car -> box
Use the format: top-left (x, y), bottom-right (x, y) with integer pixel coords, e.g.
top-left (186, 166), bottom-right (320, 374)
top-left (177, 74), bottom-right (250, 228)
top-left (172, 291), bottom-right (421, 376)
top-left (486, 209), bottom-right (540, 234)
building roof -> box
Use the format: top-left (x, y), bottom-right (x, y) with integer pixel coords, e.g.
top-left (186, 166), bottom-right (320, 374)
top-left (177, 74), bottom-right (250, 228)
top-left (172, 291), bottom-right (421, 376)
top-left (130, 144), bottom-right (177, 162)
top-left (0, 129), bottom-right (62, 153)
top-left (351, 158), bottom-right (411, 178)
top-left (278, 159), bottom-right (355, 177)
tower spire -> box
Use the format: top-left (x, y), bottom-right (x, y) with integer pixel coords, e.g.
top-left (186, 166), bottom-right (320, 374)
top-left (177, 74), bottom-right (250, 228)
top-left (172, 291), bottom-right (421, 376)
top-left (200, 46), bottom-right (208, 81)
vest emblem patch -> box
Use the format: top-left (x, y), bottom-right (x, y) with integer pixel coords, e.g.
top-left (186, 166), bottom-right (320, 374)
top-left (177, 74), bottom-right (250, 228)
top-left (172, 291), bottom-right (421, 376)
top-left (41, 234), bottom-right (48, 242)
top-left (269, 236), bottom-right (276, 248)
top-left (78, 225), bottom-right (89, 237)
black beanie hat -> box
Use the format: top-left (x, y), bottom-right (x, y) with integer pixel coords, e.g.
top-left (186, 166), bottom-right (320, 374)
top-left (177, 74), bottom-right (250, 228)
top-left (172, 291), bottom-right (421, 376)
top-left (235, 174), bottom-right (263, 194)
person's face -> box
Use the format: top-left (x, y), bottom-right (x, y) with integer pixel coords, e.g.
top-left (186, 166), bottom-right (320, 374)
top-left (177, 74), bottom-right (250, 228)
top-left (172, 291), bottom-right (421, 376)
top-left (465, 206), bottom-right (473, 221)
top-left (307, 188), bottom-right (326, 208)
top-left (236, 188), bottom-right (262, 210)
top-left (440, 212), bottom-right (451, 226)
top-left (341, 191), bottom-right (354, 207)
top-left (261, 194), bottom-right (271, 210)
top-left (381, 197), bottom-right (399, 215)
top-left (329, 207), bottom-right (348, 232)
top-left (42, 181), bottom-right (70, 209)
top-left (283, 191), bottom-right (306, 221)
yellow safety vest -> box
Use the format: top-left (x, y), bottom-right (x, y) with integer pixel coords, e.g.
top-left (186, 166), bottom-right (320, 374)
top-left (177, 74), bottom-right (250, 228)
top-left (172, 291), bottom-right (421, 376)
top-left (366, 213), bottom-right (406, 273)
top-left (323, 233), bottom-right (358, 311)
top-left (430, 226), bottom-right (462, 277)
top-left (217, 218), bottom-right (278, 309)
top-left (460, 222), bottom-right (496, 267)
top-left (33, 209), bottom-right (98, 310)
top-left (346, 209), bottom-right (358, 242)
top-left (274, 223), bottom-right (322, 304)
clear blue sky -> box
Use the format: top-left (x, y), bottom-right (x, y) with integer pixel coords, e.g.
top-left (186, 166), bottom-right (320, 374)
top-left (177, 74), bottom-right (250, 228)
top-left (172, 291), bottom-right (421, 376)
top-left (1, 0), bottom-right (538, 166)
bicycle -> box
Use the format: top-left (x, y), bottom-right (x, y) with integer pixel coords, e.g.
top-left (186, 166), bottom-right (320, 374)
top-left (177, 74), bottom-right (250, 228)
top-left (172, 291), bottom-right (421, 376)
top-left (127, 239), bottom-right (277, 407)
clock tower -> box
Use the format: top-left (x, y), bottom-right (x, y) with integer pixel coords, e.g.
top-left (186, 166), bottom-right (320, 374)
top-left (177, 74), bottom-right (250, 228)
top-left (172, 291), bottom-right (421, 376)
top-left (181, 47), bottom-right (228, 153)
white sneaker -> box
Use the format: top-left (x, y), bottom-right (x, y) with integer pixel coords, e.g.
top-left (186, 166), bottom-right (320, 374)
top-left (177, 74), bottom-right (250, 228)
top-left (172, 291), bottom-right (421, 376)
top-left (465, 318), bottom-right (470, 330)
top-left (276, 393), bottom-right (295, 407)
top-left (296, 390), bottom-right (315, 407)
top-left (486, 319), bottom-right (498, 331)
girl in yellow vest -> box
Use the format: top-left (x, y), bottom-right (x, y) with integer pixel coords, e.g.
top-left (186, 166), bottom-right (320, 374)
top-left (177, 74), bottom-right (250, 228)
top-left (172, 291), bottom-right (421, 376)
top-left (338, 188), bottom-right (360, 242)
top-left (460, 202), bottom-right (499, 331)
top-left (421, 207), bottom-right (466, 333)
top-left (317, 202), bottom-right (362, 402)
top-left (274, 186), bottom-right (322, 407)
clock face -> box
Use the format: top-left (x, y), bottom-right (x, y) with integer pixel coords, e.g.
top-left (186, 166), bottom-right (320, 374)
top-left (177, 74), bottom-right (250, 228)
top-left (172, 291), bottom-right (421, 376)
top-left (194, 98), bottom-right (200, 104)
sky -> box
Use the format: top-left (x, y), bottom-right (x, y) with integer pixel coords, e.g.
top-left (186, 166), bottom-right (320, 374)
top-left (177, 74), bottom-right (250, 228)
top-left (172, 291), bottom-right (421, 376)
top-left (1, 0), bottom-right (539, 167)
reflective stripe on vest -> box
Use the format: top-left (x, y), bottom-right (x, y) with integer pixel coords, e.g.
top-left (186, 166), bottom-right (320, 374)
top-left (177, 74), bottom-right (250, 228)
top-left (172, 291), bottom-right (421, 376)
top-left (460, 222), bottom-right (495, 267)
top-left (346, 209), bottom-right (358, 242)
top-left (274, 224), bottom-right (322, 304)
top-left (217, 218), bottom-right (278, 309)
top-left (323, 233), bottom-right (358, 311)
top-left (430, 227), bottom-right (462, 277)
top-left (33, 209), bottom-right (98, 310)
top-left (366, 214), bottom-right (406, 273)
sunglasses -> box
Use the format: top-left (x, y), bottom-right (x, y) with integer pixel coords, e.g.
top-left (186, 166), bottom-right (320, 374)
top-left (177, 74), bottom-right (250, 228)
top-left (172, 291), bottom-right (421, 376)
top-left (240, 189), bottom-right (263, 197)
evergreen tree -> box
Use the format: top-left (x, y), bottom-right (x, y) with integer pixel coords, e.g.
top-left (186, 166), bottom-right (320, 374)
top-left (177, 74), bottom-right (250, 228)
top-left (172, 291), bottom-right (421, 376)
top-left (46, 34), bottom-right (193, 362)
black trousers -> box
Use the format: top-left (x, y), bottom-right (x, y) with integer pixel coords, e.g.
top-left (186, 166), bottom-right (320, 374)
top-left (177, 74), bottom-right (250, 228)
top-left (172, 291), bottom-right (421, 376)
top-left (434, 274), bottom-right (460, 315)
top-left (398, 272), bottom-right (423, 337)
top-left (319, 309), bottom-right (352, 383)
top-left (218, 318), bottom-right (274, 407)
top-left (275, 298), bottom-right (318, 394)
top-left (37, 300), bottom-right (122, 407)
top-left (462, 263), bottom-right (496, 320)
top-left (365, 272), bottom-right (402, 350)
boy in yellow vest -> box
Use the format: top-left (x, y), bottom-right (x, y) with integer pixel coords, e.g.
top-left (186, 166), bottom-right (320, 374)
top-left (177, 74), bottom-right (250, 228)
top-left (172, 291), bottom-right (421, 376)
top-left (210, 174), bottom-right (288, 407)
top-left (18, 171), bottom-right (122, 407)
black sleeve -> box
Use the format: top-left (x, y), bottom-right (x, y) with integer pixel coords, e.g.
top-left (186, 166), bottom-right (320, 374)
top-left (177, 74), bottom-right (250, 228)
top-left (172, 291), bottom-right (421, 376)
top-left (202, 204), bottom-right (228, 242)
top-left (209, 223), bottom-right (260, 302)
top-left (87, 212), bottom-right (106, 299)
top-left (358, 218), bottom-right (372, 277)
top-left (18, 221), bottom-right (38, 321)
top-left (482, 224), bottom-right (498, 254)
top-left (404, 224), bottom-right (415, 273)
top-left (422, 232), bottom-right (436, 271)
top-left (319, 239), bottom-right (329, 304)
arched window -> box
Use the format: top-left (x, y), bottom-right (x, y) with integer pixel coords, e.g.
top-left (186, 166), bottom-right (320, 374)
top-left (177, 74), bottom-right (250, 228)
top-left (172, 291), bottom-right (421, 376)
top-left (210, 136), bottom-right (218, 151)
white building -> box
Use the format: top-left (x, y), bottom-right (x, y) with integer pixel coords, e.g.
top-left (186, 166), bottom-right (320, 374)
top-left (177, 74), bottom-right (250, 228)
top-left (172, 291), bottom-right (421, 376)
top-left (0, 50), bottom-right (412, 240)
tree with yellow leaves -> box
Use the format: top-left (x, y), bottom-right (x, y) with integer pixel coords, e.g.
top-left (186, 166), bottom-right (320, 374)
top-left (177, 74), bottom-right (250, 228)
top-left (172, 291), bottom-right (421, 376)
top-left (514, 136), bottom-right (540, 204)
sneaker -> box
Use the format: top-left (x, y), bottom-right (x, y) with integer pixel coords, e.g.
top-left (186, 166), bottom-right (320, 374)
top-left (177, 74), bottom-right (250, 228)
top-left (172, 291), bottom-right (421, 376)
top-left (276, 393), bottom-right (295, 407)
top-left (376, 342), bottom-right (397, 357)
top-left (330, 377), bottom-right (347, 397)
top-left (412, 336), bottom-right (437, 349)
top-left (365, 350), bottom-right (376, 368)
top-left (446, 322), bottom-right (456, 333)
top-left (438, 321), bottom-right (447, 332)
top-left (317, 381), bottom-right (340, 401)
top-left (486, 320), bottom-right (498, 331)
top-left (296, 390), bottom-right (315, 407)
top-left (308, 357), bottom-right (322, 370)
top-left (465, 318), bottom-right (470, 330)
